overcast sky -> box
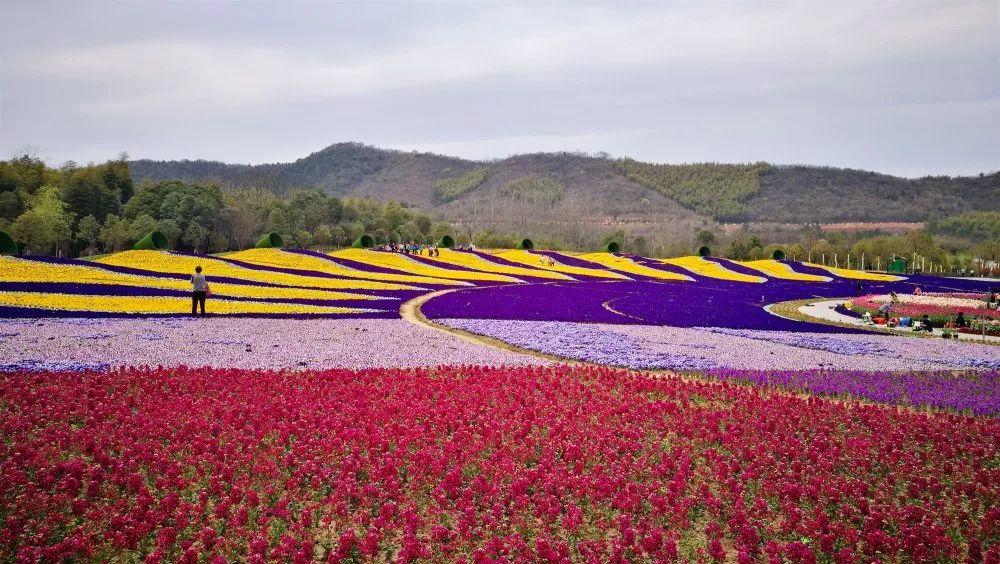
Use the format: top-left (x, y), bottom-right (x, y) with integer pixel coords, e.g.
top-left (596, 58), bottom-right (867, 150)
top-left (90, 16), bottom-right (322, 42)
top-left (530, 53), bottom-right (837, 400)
top-left (0, 1), bottom-right (997, 177)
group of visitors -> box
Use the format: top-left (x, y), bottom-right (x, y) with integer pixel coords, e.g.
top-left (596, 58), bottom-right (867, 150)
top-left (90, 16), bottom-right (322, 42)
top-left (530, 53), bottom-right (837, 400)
top-left (869, 288), bottom-right (980, 334)
top-left (374, 242), bottom-right (443, 256)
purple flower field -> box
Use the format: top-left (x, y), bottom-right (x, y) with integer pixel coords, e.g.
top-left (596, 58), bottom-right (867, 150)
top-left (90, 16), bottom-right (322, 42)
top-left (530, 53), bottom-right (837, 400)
top-left (438, 318), bottom-right (1000, 414)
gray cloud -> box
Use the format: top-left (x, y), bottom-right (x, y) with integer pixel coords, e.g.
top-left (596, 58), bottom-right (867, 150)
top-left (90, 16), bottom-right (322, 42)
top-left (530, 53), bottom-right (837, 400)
top-left (1, 0), bottom-right (997, 177)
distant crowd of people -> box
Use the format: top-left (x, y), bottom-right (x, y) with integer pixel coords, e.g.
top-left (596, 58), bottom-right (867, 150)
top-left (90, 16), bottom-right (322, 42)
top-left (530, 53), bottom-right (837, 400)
top-left (373, 242), bottom-right (480, 255)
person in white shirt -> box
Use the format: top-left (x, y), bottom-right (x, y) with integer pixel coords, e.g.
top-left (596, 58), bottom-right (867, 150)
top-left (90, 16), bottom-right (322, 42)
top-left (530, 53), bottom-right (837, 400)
top-left (191, 266), bottom-right (208, 317)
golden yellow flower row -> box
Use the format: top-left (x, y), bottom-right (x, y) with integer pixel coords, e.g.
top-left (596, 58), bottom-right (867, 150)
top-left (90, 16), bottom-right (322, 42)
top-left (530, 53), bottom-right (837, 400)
top-left (0, 292), bottom-right (369, 315)
top-left (0, 257), bottom-right (387, 302)
top-left (97, 251), bottom-right (421, 291)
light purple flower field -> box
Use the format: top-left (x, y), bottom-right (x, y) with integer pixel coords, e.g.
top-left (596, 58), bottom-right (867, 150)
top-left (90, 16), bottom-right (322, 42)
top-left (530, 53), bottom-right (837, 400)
top-left (438, 318), bottom-right (1000, 414)
top-left (0, 317), bottom-right (549, 371)
top-left (438, 318), bottom-right (1000, 371)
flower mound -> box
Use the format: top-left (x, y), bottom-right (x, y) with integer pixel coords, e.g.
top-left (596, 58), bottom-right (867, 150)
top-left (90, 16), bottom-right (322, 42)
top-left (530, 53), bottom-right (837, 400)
top-left (2, 365), bottom-right (997, 562)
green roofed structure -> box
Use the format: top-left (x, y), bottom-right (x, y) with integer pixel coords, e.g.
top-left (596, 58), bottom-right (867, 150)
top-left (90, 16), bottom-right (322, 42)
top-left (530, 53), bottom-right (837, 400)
top-left (0, 230), bottom-right (17, 255)
top-left (888, 256), bottom-right (907, 274)
top-left (352, 234), bottom-right (375, 248)
top-left (515, 238), bottom-right (534, 250)
top-left (698, 246), bottom-right (711, 257)
top-left (604, 241), bottom-right (621, 253)
top-left (438, 235), bottom-right (455, 248)
top-left (255, 232), bottom-right (284, 248)
top-left (133, 231), bottom-right (169, 251)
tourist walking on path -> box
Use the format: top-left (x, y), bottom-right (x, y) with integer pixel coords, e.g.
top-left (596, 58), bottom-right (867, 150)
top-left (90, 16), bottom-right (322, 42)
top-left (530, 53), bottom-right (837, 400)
top-left (191, 266), bottom-right (209, 317)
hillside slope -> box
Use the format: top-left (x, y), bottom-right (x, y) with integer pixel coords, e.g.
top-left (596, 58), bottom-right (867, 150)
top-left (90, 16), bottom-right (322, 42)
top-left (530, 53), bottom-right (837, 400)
top-left (130, 142), bottom-right (999, 227)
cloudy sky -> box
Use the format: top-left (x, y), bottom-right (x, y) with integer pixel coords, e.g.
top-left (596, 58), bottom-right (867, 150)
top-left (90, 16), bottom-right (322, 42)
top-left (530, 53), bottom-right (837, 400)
top-left (0, 1), bottom-right (997, 177)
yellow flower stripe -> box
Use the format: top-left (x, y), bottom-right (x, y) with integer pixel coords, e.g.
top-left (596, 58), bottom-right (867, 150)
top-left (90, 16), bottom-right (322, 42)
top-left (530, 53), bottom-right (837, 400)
top-left (574, 253), bottom-right (692, 281)
top-left (0, 256), bottom-right (386, 302)
top-left (660, 256), bottom-right (767, 283)
top-left (421, 249), bottom-right (573, 280)
top-left (330, 249), bottom-right (521, 283)
top-left (740, 259), bottom-right (832, 282)
top-left (798, 262), bottom-right (905, 281)
top-left (0, 292), bottom-right (369, 315)
top-left (96, 251), bottom-right (420, 291)
top-left (494, 250), bottom-right (630, 280)
top-left (223, 248), bottom-right (466, 287)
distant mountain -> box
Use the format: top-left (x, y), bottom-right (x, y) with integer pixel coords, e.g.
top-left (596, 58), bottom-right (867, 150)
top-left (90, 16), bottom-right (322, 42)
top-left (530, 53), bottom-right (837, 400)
top-left (131, 142), bottom-right (999, 240)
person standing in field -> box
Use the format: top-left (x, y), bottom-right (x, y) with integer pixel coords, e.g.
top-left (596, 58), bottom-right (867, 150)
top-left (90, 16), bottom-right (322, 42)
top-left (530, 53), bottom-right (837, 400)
top-left (191, 266), bottom-right (208, 317)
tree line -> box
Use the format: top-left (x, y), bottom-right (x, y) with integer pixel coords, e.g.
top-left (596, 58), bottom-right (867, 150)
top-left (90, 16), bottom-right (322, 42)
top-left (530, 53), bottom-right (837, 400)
top-left (1, 152), bottom-right (995, 273)
top-left (0, 153), bottom-right (452, 256)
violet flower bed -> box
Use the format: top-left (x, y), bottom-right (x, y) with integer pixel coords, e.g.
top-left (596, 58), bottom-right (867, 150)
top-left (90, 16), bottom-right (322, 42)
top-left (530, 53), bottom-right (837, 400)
top-left (424, 274), bottom-right (999, 331)
top-left (439, 318), bottom-right (1000, 414)
top-left (707, 369), bottom-right (1000, 416)
top-left (439, 318), bottom-right (1000, 370)
top-left (0, 317), bottom-right (549, 371)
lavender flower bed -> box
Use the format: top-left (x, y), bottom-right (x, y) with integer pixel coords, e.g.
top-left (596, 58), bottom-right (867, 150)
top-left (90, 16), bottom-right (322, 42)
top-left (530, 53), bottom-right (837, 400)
top-left (438, 318), bottom-right (1000, 414)
top-left (707, 327), bottom-right (1000, 370)
top-left (439, 318), bottom-right (1000, 371)
top-left (707, 369), bottom-right (1000, 416)
top-left (0, 317), bottom-right (550, 371)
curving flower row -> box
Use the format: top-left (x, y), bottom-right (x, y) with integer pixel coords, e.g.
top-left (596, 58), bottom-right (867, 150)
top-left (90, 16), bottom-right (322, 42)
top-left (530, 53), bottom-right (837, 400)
top-left (660, 256), bottom-right (767, 283)
top-left (571, 252), bottom-right (693, 281)
top-left (331, 249), bottom-right (522, 283)
top-left (494, 250), bottom-right (629, 280)
top-left (227, 248), bottom-right (469, 287)
top-left (98, 250), bottom-right (421, 292)
top-left (424, 249), bottom-right (574, 281)
top-left (0, 291), bottom-right (374, 316)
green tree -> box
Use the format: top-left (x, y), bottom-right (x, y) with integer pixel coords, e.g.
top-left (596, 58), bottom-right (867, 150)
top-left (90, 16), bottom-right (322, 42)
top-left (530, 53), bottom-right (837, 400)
top-left (128, 214), bottom-right (158, 243)
top-left (11, 186), bottom-right (74, 255)
top-left (314, 224), bottom-right (333, 247)
top-left (99, 214), bottom-right (131, 252)
top-left (75, 214), bottom-right (101, 252)
top-left (696, 229), bottom-right (716, 247)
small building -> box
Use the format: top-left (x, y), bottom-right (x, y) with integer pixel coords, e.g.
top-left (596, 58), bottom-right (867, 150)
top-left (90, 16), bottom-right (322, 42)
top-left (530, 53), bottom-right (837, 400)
top-left (887, 256), bottom-right (907, 273)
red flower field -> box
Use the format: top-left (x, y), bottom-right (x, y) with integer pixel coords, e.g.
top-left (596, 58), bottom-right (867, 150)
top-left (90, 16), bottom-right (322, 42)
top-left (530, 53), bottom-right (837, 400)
top-left (2, 365), bottom-right (998, 562)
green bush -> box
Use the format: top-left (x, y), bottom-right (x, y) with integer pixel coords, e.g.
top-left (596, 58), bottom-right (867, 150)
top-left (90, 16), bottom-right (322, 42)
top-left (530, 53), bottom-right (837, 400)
top-left (0, 229), bottom-right (17, 255)
top-left (133, 230), bottom-right (169, 250)
top-left (772, 249), bottom-right (786, 260)
top-left (516, 238), bottom-right (534, 250)
top-left (255, 232), bottom-right (284, 248)
top-left (438, 235), bottom-right (455, 248)
top-left (605, 241), bottom-right (621, 253)
top-left (352, 234), bottom-right (374, 248)
top-left (698, 246), bottom-right (711, 257)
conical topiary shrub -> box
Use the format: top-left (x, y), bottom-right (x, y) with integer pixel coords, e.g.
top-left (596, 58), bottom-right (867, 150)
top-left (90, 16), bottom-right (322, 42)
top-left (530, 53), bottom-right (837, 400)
top-left (438, 235), bottom-right (455, 248)
top-left (697, 246), bottom-right (711, 257)
top-left (255, 232), bottom-right (284, 248)
top-left (0, 230), bottom-right (17, 255)
top-left (604, 241), bottom-right (621, 253)
top-left (515, 238), bottom-right (534, 250)
top-left (352, 234), bottom-right (374, 248)
top-left (772, 249), bottom-right (786, 260)
top-left (133, 230), bottom-right (169, 251)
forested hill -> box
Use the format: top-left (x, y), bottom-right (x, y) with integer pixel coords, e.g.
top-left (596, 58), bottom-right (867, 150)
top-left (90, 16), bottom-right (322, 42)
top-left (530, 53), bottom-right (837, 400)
top-left (130, 142), bottom-right (999, 225)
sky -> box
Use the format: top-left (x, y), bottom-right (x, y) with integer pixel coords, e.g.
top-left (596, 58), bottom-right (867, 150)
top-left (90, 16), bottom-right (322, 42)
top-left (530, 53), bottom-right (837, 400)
top-left (0, 1), bottom-right (997, 177)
